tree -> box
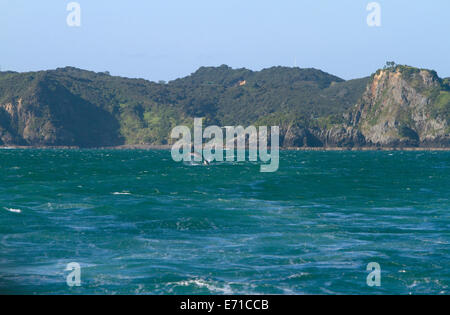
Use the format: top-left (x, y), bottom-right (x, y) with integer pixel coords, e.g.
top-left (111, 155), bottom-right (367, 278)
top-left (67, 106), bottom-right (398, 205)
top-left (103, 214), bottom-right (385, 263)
top-left (384, 61), bottom-right (397, 70)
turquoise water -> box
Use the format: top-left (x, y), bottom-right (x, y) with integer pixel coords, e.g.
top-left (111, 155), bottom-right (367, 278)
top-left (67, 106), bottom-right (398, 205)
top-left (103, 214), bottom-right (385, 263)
top-left (0, 149), bottom-right (449, 295)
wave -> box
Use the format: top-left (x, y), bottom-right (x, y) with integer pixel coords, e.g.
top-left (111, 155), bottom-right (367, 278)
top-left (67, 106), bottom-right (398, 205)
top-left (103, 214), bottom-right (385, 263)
top-left (168, 278), bottom-right (233, 294)
top-left (3, 207), bottom-right (22, 214)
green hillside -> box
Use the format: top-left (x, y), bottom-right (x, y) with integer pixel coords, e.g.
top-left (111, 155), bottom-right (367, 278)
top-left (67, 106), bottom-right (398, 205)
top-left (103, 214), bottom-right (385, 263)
top-left (0, 66), bottom-right (369, 146)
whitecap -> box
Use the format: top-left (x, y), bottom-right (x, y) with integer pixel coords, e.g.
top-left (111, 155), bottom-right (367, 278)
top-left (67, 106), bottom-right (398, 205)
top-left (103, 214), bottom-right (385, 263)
top-left (112, 192), bottom-right (132, 195)
top-left (171, 278), bottom-right (233, 294)
top-left (4, 207), bottom-right (22, 214)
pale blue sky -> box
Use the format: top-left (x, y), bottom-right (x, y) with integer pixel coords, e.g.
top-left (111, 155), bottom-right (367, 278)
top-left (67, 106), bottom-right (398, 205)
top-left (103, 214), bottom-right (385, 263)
top-left (0, 0), bottom-right (449, 81)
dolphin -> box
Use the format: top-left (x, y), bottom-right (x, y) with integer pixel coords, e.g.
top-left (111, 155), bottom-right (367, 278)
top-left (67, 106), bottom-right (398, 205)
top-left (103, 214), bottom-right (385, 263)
top-left (188, 152), bottom-right (210, 165)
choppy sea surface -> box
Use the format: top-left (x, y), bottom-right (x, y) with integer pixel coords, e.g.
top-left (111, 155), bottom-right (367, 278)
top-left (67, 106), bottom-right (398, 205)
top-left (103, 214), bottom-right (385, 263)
top-left (0, 149), bottom-right (449, 295)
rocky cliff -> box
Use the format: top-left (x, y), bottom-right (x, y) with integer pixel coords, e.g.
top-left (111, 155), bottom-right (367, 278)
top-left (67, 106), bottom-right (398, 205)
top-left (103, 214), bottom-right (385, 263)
top-left (348, 66), bottom-right (450, 147)
top-left (282, 65), bottom-right (450, 148)
top-left (0, 72), bottom-right (121, 147)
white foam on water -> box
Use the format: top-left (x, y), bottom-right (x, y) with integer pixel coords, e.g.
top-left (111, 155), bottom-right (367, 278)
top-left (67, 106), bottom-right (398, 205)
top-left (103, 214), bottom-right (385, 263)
top-left (112, 192), bottom-right (132, 195)
top-left (171, 278), bottom-right (234, 294)
top-left (4, 207), bottom-right (22, 214)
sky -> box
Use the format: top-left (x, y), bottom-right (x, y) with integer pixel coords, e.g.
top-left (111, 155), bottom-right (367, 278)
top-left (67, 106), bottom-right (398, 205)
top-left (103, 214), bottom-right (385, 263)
top-left (0, 0), bottom-right (449, 81)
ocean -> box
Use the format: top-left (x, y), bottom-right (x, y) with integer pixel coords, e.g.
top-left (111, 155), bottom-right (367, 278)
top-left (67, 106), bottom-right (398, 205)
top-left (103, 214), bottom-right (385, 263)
top-left (0, 149), bottom-right (449, 294)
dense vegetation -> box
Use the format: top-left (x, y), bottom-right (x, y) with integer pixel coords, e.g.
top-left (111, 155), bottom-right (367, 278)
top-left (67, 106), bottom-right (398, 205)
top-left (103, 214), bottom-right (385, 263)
top-left (0, 66), bottom-right (369, 146)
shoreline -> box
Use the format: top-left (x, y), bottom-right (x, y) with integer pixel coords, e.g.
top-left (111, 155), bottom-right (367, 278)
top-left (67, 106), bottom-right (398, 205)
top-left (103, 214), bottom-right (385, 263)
top-left (2, 145), bottom-right (450, 151)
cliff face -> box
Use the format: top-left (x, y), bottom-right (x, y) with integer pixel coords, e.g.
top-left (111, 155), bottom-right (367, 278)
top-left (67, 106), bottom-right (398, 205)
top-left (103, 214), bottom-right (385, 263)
top-left (0, 73), bottom-right (121, 147)
top-left (348, 67), bottom-right (450, 147)
top-left (253, 66), bottom-right (450, 148)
